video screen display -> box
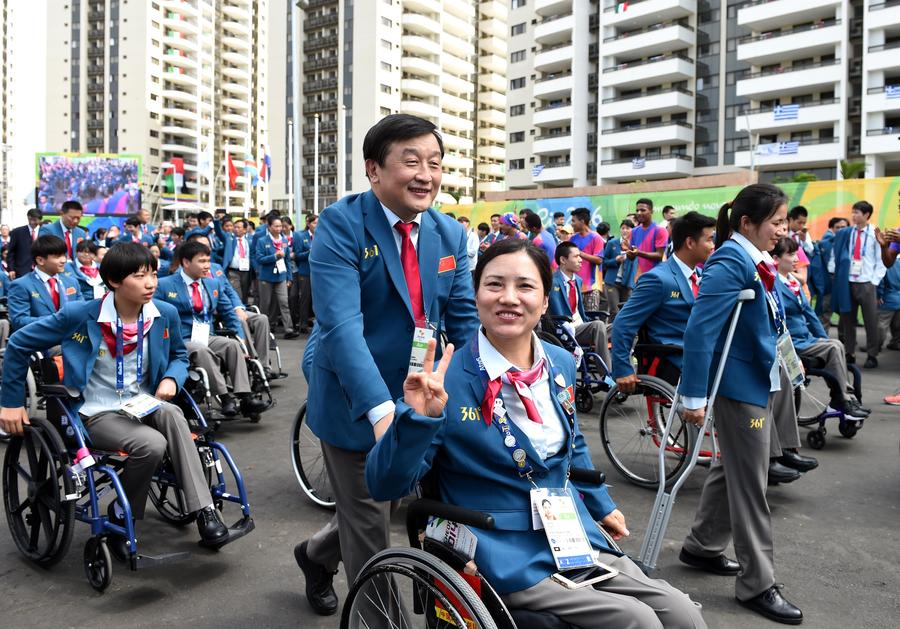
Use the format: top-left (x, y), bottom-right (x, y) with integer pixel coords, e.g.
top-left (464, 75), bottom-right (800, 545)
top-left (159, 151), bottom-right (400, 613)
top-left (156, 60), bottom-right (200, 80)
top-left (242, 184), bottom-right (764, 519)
top-left (36, 153), bottom-right (142, 215)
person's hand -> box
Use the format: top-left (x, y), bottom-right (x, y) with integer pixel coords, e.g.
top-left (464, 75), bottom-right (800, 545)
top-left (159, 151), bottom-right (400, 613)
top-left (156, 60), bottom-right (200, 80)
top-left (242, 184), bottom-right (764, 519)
top-left (235, 308), bottom-right (249, 322)
top-left (0, 406), bottom-right (30, 436)
top-left (875, 227), bottom-right (886, 246)
top-left (403, 339), bottom-right (454, 418)
top-left (625, 248), bottom-right (637, 260)
top-left (275, 249), bottom-right (284, 258)
top-left (683, 406), bottom-right (706, 427)
top-left (600, 509), bottom-right (629, 541)
top-left (615, 254), bottom-right (625, 263)
top-left (615, 374), bottom-right (639, 394)
top-left (886, 228), bottom-right (900, 244)
top-left (154, 378), bottom-right (177, 401)
top-left (8, 270), bottom-right (15, 280)
top-left (286, 281), bottom-right (292, 289)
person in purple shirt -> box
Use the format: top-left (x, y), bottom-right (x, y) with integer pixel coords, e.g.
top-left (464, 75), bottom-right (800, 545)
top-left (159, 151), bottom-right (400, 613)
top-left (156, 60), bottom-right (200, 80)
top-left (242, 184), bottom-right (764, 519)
top-left (523, 212), bottom-right (557, 269)
top-left (627, 198), bottom-right (669, 278)
top-left (569, 207), bottom-right (605, 310)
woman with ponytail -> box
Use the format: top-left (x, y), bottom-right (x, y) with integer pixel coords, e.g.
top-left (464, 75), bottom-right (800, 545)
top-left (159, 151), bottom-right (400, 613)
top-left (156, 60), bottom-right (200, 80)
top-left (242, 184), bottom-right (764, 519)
top-left (677, 184), bottom-right (805, 625)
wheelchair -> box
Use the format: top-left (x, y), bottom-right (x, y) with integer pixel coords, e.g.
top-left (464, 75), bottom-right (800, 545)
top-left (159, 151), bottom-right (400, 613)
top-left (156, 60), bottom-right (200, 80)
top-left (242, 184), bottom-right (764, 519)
top-left (246, 304), bottom-right (287, 379)
top-left (342, 468), bottom-right (614, 629)
top-left (2, 359), bottom-right (255, 591)
top-left (290, 401), bottom-right (335, 510)
top-left (536, 312), bottom-right (613, 414)
top-left (793, 355), bottom-right (865, 449)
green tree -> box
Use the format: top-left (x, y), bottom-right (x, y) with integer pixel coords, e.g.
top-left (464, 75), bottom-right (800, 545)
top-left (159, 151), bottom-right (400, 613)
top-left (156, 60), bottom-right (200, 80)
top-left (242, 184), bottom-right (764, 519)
top-left (791, 172), bottom-right (818, 182)
top-left (839, 160), bottom-right (866, 180)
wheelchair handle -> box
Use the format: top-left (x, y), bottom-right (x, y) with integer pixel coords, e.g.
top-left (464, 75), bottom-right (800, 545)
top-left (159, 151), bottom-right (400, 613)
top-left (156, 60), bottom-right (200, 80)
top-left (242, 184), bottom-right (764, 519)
top-left (569, 467), bottom-right (606, 486)
top-left (406, 499), bottom-right (495, 549)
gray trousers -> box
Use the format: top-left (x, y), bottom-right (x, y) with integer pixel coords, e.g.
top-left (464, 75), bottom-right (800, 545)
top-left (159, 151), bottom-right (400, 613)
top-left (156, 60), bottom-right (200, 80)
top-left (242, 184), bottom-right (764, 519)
top-left (604, 283), bottom-right (632, 321)
top-left (879, 308), bottom-right (900, 350)
top-left (683, 388), bottom-right (779, 601)
top-left (227, 268), bottom-right (252, 305)
top-left (241, 311), bottom-right (270, 366)
top-left (575, 320), bottom-right (612, 376)
top-left (798, 339), bottom-right (850, 403)
top-left (259, 280), bottom-right (293, 331)
top-left (186, 336), bottom-right (250, 396)
top-left (296, 274), bottom-right (314, 332)
top-left (0, 319), bottom-right (9, 350)
top-left (769, 367), bottom-right (801, 457)
top-left (84, 401), bottom-right (211, 519)
top-left (502, 553), bottom-right (706, 629)
top-left (839, 282), bottom-right (880, 359)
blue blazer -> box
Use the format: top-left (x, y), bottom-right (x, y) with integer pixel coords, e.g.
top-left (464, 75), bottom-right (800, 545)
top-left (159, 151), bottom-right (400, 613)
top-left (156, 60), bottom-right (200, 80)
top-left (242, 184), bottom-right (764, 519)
top-left (8, 271), bottom-right (84, 330)
top-left (209, 262), bottom-right (245, 308)
top-left (776, 277), bottom-right (827, 351)
top-left (807, 232), bottom-right (834, 298)
top-left (878, 261), bottom-right (900, 311)
top-left (366, 341), bottom-right (618, 595)
top-left (602, 238), bottom-right (637, 288)
top-left (831, 226), bottom-right (883, 314)
top-left (116, 232), bottom-right (156, 248)
top-left (43, 220), bottom-right (88, 256)
top-left (65, 262), bottom-right (105, 301)
top-left (0, 267), bottom-right (10, 297)
top-left (154, 272), bottom-right (243, 340)
top-left (610, 257), bottom-right (695, 378)
top-left (0, 299), bottom-right (188, 414)
top-left (306, 190), bottom-right (479, 452)
top-left (548, 271), bottom-right (587, 321)
top-left (252, 233), bottom-right (294, 282)
top-left (678, 239), bottom-right (778, 408)
top-left (292, 229), bottom-right (313, 276)
top-left (213, 220), bottom-right (236, 268)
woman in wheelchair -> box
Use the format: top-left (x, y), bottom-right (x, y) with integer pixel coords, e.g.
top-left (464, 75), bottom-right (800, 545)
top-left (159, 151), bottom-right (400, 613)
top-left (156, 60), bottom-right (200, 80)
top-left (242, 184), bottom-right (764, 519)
top-left (771, 237), bottom-right (869, 420)
top-left (0, 243), bottom-right (229, 557)
top-left (366, 239), bottom-right (706, 629)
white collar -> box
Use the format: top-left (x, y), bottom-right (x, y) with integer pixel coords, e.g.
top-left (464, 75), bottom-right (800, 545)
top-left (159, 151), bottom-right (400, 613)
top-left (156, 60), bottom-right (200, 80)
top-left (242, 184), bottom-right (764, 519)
top-left (267, 231), bottom-right (282, 242)
top-left (179, 268), bottom-right (202, 287)
top-left (560, 269), bottom-right (576, 282)
top-left (477, 328), bottom-right (545, 381)
top-left (34, 268), bottom-right (54, 283)
top-left (381, 203), bottom-right (423, 229)
top-left (98, 292), bottom-right (161, 324)
top-left (731, 232), bottom-right (774, 266)
top-left (670, 252), bottom-right (696, 280)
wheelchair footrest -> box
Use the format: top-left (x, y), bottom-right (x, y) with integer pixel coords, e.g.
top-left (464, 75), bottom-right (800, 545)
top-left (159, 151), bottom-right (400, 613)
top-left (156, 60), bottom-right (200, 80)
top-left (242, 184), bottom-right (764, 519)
top-left (198, 515), bottom-right (255, 550)
top-left (131, 550), bottom-right (192, 571)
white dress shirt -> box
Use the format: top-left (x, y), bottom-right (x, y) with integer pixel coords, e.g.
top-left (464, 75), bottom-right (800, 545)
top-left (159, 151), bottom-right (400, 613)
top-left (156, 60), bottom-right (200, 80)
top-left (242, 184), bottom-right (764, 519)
top-left (179, 268), bottom-right (209, 314)
top-left (847, 224), bottom-right (887, 286)
top-left (230, 235), bottom-right (250, 270)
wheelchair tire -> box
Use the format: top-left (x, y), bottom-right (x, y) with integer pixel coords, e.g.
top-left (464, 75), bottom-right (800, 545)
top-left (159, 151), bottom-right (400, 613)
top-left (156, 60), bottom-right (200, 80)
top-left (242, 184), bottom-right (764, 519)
top-left (793, 376), bottom-right (833, 427)
top-left (290, 403), bottom-right (335, 510)
top-left (599, 375), bottom-right (695, 490)
top-left (575, 387), bottom-right (593, 413)
top-left (83, 536), bottom-right (113, 592)
top-left (149, 453), bottom-right (215, 526)
top-left (838, 421), bottom-right (859, 439)
top-left (341, 547), bottom-right (498, 629)
top-left (2, 417), bottom-right (75, 567)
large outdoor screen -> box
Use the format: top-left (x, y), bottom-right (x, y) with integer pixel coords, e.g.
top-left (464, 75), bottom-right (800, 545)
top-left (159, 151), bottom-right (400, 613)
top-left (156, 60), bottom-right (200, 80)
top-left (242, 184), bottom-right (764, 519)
top-left (36, 153), bottom-right (142, 215)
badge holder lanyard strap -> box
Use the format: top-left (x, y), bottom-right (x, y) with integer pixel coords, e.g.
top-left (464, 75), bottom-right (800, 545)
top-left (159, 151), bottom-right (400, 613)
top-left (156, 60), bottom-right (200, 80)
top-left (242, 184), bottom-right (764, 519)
top-left (188, 283), bottom-right (210, 325)
top-left (115, 311), bottom-right (145, 402)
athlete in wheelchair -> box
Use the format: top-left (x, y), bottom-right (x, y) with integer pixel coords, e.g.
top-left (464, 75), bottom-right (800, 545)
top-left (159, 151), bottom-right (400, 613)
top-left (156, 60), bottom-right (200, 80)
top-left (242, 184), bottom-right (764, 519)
top-left (0, 243), bottom-right (253, 590)
top-left (359, 240), bottom-right (706, 628)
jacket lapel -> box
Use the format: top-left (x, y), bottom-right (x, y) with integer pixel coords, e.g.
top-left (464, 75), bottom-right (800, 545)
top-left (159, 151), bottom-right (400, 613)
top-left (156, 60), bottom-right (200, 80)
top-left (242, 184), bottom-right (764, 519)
top-left (417, 211), bottom-right (440, 321)
top-left (670, 259), bottom-right (694, 305)
top-left (363, 191), bottom-right (413, 320)
top-left (31, 274), bottom-right (56, 312)
top-left (84, 301), bottom-right (104, 378)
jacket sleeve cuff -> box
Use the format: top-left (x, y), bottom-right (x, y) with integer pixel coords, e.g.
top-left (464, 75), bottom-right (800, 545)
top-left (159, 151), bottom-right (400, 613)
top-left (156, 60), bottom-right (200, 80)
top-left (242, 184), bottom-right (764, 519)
top-left (366, 400), bottom-right (395, 426)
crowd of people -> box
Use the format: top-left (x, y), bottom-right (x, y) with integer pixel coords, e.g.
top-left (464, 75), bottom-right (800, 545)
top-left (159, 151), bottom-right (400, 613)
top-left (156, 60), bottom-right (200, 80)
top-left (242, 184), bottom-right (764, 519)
top-left (37, 156), bottom-right (141, 215)
top-left (0, 112), bottom-right (898, 628)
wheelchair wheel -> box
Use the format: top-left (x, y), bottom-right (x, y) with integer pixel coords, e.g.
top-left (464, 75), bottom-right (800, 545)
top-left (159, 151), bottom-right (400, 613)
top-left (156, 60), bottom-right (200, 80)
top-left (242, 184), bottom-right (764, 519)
top-left (2, 417), bottom-right (75, 566)
top-left (599, 375), bottom-right (695, 489)
top-left (25, 368), bottom-right (38, 418)
top-left (290, 403), bottom-right (335, 510)
top-left (341, 547), bottom-right (497, 629)
top-left (149, 453), bottom-right (214, 526)
top-left (575, 387), bottom-right (593, 413)
top-left (793, 377), bottom-right (832, 427)
top-left (83, 536), bottom-right (113, 592)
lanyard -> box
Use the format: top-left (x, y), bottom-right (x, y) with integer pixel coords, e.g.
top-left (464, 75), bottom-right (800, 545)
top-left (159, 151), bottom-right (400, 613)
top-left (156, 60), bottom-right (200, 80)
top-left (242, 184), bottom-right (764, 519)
top-left (469, 334), bottom-right (576, 482)
top-left (186, 279), bottom-right (209, 323)
top-left (764, 282), bottom-right (787, 335)
top-left (115, 311), bottom-right (145, 399)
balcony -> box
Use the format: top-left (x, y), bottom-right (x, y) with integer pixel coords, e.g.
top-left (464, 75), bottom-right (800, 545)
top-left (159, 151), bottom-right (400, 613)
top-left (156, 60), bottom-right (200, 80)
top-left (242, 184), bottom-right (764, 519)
top-left (480, 0), bottom-right (508, 20)
top-left (534, 132), bottom-right (573, 155)
top-left (480, 53), bottom-right (507, 75)
top-left (735, 99), bottom-right (842, 133)
top-left (869, 1), bottom-right (900, 28)
top-left (481, 162), bottom-right (506, 178)
top-left (480, 126), bottom-right (505, 144)
top-left (601, 53), bottom-right (694, 89)
top-left (442, 93), bottom-right (475, 115)
top-left (603, 23), bottom-right (695, 58)
top-left (442, 112), bottom-right (472, 133)
top-left (534, 14), bottom-right (574, 46)
top-left (737, 19), bottom-right (842, 66)
top-left (479, 108), bottom-right (506, 126)
top-left (599, 120), bottom-right (693, 149)
top-left (862, 127), bottom-right (900, 155)
top-left (400, 99), bottom-right (441, 120)
top-left (535, 0), bottom-right (573, 16)
top-left (865, 86), bottom-right (900, 113)
top-left (534, 103), bottom-right (574, 126)
top-left (600, 87), bottom-right (694, 117)
top-left (736, 60), bottom-right (840, 99)
top-left (533, 161), bottom-right (574, 184)
top-left (443, 73), bottom-right (473, 95)
top-left (443, 53), bottom-right (475, 77)
top-left (734, 137), bottom-right (841, 168)
top-left (402, 55), bottom-right (442, 77)
top-left (533, 72), bottom-right (574, 100)
top-left (737, 0), bottom-right (842, 32)
top-left (477, 144), bottom-right (506, 161)
top-left (599, 153), bottom-right (693, 180)
top-left (534, 42), bottom-right (574, 73)
top-left (479, 35), bottom-right (507, 57)
top-left (479, 89), bottom-right (505, 110)
top-left (602, 0), bottom-right (695, 29)
top-left (304, 35), bottom-right (338, 53)
top-left (478, 71), bottom-right (506, 94)
top-left (401, 11), bottom-right (442, 35)
top-left (401, 77), bottom-right (441, 99)
top-left (444, 33), bottom-right (476, 60)
top-left (867, 41), bottom-right (900, 72)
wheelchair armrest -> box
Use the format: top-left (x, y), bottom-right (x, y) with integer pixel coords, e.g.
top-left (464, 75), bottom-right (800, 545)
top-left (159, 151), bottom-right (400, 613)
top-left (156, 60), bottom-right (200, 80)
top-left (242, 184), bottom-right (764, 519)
top-left (585, 310), bottom-right (610, 323)
top-left (406, 498), bottom-right (495, 548)
top-left (633, 343), bottom-right (683, 358)
top-left (549, 315), bottom-right (573, 324)
top-left (800, 355), bottom-right (826, 370)
top-left (217, 328), bottom-right (239, 338)
top-left (569, 467), bottom-right (606, 486)
top-left (40, 384), bottom-right (82, 400)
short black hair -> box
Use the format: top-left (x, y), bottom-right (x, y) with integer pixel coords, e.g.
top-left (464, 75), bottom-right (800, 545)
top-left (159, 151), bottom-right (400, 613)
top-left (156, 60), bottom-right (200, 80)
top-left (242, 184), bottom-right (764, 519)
top-left (827, 216), bottom-right (846, 229)
top-left (100, 242), bottom-right (157, 287)
top-left (305, 213), bottom-right (318, 225)
top-left (620, 219), bottom-right (635, 229)
top-left (178, 241), bottom-right (211, 264)
top-left (518, 209), bottom-right (532, 216)
top-left (477, 222), bottom-right (490, 233)
top-left (554, 240), bottom-right (578, 266)
top-left (473, 238), bottom-right (552, 297)
top-left (596, 222), bottom-right (610, 237)
top-left (125, 215), bottom-right (142, 227)
top-left (31, 235), bottom-right (67, 262)
top-left (490, 213), bottom-right (501, 220)
top-left (362, 113), bottom-right (444, 167)
top-left (27, 208), bottom-right (42, 220)
top-left (282, 216), bottom-right (294, 228)
top-left (171, 226), bottom-right (186, 238)
top-left (457, 216), bottom-right (470, 224)
top-left (266, 213), bottom-right (282, 226)
top-left (662, 205), bottom-right (675, 213)
top-left (636, 198), bottom-right (654, 210)
top-left (60, 200), bottom-right (83, 214)
top-left (186, 232), bottom-right (210, 245)
top-left (571, 207), bottom-right (591, 224)
top-left (553, 212), bottom-right (565, 219)
top-left (445, 212), bottom-right (457, 220)
top-left (788, 206), bottom-right (808, 220)
top-left (852, 200), bottom-right (873, 218)
top-left (771, 236), bottom-right (799, 258)
top-left (523, 212), bottom-right (543, 231)
top-left (235, 219), bottom-right (249, 229)
top-left (671, 211), bottom-right (716, 251)
top-left (197, 211), bottom-right (213, 222)
top-left (76, 239), bottom-right (99, 254)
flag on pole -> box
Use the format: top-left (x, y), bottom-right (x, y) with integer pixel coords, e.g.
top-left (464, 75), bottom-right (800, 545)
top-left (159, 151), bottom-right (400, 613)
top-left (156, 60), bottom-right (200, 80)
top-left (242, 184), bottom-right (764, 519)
top-left (773, 104), bottom-right (800, 120)
top-left (164, 157), bottom-right (185, 193)
top-left (227, 153), bottom-right (239, 190)
top-left (259, 147), bottom-right (271, 182)
top-left (631, 157), bottom-right (646, 169)
top-left (244, 155), bottom-right (259, 187)
top-left (615, 2), bottom-right (628, 12)
top-left (532, 163), bottom-right (545, 177)
top-left (198, 141), bottom-right (213, 177)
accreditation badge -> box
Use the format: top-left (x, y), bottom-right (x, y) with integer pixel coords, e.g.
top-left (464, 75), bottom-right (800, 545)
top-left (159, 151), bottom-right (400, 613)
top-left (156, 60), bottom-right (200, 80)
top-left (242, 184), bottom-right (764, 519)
top-left (120, 393), bottom-right (161, 420)
top-left (408, 326), bottom-right (434, 374)
top-left (531, 487), bottom-right (595, 571)
top-left (191, 320), bottom-right (211, 346)
top-left (777, 332), bottom-right (804, 388)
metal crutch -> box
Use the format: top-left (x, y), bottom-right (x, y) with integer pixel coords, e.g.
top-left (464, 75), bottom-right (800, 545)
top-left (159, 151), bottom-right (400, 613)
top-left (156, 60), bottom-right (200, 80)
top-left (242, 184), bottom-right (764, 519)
top-left (637, 288), bottom-right (756, 572)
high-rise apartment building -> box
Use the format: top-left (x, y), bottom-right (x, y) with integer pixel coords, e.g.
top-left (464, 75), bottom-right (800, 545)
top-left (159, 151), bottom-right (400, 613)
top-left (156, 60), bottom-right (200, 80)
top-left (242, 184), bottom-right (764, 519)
top-left (45, 0), bottom-right (271, 214)
top-left (296, 0), bottom-right (507, 211)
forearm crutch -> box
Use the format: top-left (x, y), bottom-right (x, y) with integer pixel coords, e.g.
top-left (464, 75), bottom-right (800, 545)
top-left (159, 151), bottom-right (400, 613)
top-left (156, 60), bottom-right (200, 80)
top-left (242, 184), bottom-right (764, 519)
top-left (637, 288), bottom-right (756, 572)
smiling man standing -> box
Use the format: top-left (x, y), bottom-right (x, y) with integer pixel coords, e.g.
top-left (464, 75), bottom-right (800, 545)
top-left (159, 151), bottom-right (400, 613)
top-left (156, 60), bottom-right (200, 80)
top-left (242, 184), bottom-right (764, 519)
top-left (294, 114), bottom-right (479, 617)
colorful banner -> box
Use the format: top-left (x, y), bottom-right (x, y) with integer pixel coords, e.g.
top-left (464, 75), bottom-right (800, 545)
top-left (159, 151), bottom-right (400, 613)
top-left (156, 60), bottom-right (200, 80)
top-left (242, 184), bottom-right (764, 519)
top-left (444, 177), bottom-right (900, 239)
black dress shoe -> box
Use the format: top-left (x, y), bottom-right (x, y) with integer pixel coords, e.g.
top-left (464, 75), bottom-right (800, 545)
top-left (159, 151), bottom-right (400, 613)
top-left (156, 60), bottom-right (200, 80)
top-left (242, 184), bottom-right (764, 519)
top-left (284, 330), bottom-right (300, 340)
top-left (768, 460), bottom-right (801, 485)
top-left (0, 428), bottom-right (10, 442)
top-left (239, 396), bottom-right (268, 415)
top-left (843, 399), bottom-right (870, 418)
top-left (845, 354), bottom-right (856, 364)
top-left (219, 395), bottom-right (239, 417)
top-left (679, 548), bottom-right (740, 576)
top-left (295, 541), bottom-right (338, 616)
top-left (738, 585), bottom-right (803, 625)
top-left (106, 502), bottom-right (130, 562)
top-left (196, 505), bottom-right (229, 544)
top-left (864, 357), bottom-right (878, 369)
top-left (777, 449), bottom-right (818, 473)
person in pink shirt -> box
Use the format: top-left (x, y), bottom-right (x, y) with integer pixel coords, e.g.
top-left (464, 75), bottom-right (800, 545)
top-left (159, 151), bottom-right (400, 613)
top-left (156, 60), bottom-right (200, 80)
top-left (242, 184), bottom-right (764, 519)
top-left (627, 198), bottom-right (668, 278)
top-left (569, 207), bottom-right (604, 310)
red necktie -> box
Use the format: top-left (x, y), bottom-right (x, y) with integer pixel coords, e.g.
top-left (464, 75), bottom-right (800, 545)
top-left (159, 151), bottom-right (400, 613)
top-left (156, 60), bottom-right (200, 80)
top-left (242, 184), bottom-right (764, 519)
top-left (394, 221), bottom-right (425, 325)
top-left (568, 279), bottom-right (578, 314)
top-left (81, 266), bottom-right (98, 279)
top-left (238, 237), bottom-right (246, 257)
top-left (505, 359), bottom-right (547, 425)
top-left (31, 228), bottom-right (37, 242)
top-left (756, 261), bottom-right (775, 292)
top-left (191, 281), bottom-right (204, 313)
top-left (852, 228), bottom-right (863, 260)
top-left (48, 277), bottom-right (60, 310)
top-left (65, 231), bottom-right (73, 259)
top-left (689, 272), bottom-right (700, 298)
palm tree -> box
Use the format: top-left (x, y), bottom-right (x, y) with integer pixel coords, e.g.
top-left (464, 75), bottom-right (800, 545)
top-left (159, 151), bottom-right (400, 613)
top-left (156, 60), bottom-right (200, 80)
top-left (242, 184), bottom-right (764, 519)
top-left (840, 160), bottom-right (866, 180)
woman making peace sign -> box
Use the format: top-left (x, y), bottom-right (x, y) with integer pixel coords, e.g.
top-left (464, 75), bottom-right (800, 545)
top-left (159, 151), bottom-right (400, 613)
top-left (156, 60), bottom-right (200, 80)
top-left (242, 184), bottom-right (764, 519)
top-left (366, 239), bottom-right (705, 629)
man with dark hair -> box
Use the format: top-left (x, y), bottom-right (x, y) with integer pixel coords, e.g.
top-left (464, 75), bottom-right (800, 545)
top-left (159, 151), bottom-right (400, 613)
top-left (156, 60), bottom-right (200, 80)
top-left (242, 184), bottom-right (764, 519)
top-left (524, 212), bottom-right (557, 267)
top-left (661, 205), bottom-right (676, 223)
top-left (44, 200), bottom-right (87, 262)
top-left (833, 200), bottom-right (887, 368)
top-left (295, 113), bottom-right (478, 617)
top-left (7, 208), bottom-right (43, 279)
top-left (787, 206), bottom-right (814, 256)
top-left (253, 213), bottom-right (298, 339)
top-left (8, 235), bottom-right (83, 330)
top-left (119, 215), bottom-right (155, 246)
top-left (549, 211), bottom-right (565, 239)
top-left (225, 218), bottom-right (253, 304)
top-left (73, 239), bottom-right (106, 300)
top-left (569, 207), bottom-right (604, 310)
top-left (457, 215), bottom-right (480, 273)
top-left (627, 198), bottom-right (667, 277)
top-left (602, 219), bottom-right (638, 319)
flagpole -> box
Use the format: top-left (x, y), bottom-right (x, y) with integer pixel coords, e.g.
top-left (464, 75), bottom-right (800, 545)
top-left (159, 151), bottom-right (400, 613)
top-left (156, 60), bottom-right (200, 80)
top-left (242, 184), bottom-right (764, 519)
top-left (288, 118), bottom-right (296, 226)
top-left (208, 134), bottom-right (215, 211)
top-left (244, 156), bottom-right (251, 219)
top-left (314, 113), bottom-right (320, 216)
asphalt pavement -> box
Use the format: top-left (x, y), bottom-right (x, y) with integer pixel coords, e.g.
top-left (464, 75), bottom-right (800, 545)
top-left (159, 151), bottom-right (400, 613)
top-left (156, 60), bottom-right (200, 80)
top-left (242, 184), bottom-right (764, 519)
top-left (1, 331), bottom-right (899, 628)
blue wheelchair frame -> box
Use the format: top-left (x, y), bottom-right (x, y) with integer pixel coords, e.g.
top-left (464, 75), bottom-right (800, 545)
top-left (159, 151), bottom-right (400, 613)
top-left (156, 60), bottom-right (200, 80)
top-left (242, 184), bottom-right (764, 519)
top-left (795, 358), bottom-right (865, 449)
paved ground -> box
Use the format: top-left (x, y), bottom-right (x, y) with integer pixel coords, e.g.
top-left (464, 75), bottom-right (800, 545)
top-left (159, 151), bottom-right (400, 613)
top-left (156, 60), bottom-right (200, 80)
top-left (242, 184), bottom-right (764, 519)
top-left (1, 331), bottom-right (899, 628)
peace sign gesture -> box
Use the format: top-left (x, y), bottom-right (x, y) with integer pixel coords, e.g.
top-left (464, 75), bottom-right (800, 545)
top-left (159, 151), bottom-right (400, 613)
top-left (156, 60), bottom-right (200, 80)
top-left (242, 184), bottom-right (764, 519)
top-left (404, 339), bottom-right (454, 418)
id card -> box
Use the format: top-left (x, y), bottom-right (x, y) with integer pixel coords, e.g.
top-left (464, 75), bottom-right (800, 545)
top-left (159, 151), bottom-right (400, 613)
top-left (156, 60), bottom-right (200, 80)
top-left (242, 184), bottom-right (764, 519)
top-left (238, 258), bottom-right (250, 272)
top-left (531, 488), bottom-right (595, 571)
top-left (120, 393), bottom-right (161, 420)
top-left (274, 258), bottom-right (287, 274)
top-left (849, 259), bottom-right (863, 277)
top-left (191, 320), bottom-right (211, 346)
top-left (777, 332), bottom-right (804, 388)
top-left (408, 326), bottom-right (434, 374)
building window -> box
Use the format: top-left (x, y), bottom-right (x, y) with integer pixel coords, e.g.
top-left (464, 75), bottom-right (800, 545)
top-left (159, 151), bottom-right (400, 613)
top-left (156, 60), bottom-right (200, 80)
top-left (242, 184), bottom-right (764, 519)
top-left (511, 0), bottom-right (527, 8)
top-left (510, 104), bottom-right (525, 116)
top-left (380, 84), bottom-right (391, 94)
top-left (511, 23), bottom-right (526, 36)
top-left (509, 158), bottom-right (525, 170)
top-left (381, 61), bottom-right (391, 72)
top-left (509, 131), bottom-right (525, 143)
top-left (510, 49), bottom-right (526, 63)
top-left (381, 17), bottom-right (392, 27)
top-left (510, 77), bottom-right (526, 90)
top-left (381, 39), bottom-right (391, 50)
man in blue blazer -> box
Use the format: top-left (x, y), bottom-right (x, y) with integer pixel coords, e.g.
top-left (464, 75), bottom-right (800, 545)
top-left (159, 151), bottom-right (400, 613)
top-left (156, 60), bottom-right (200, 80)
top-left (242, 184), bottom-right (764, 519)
top-left (219, 218), bottom-right (253, 304)
top-left (8, 235), bottom-right (84, 331)
top-left (295, 114), bottom-right (479, 617)
top-left (117, 215), bottom-right (156, 247)
top-left (252, 213), bottom-right (298, 339)
top-left (602, 219), bottom-right (638, 320)
top-left (289, 213), bottom-right (316, 333)
top-left (550, 241), bottom-right (611, 373)
top-left (43, 200), bottom-right (88, 263)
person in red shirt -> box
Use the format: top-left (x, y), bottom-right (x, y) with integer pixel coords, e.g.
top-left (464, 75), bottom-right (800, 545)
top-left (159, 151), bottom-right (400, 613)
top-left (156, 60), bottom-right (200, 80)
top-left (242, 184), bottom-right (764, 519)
top-left (569, 207), bottom-right (604, 311)
top-left (627, 198), bottom-right (668, 278)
